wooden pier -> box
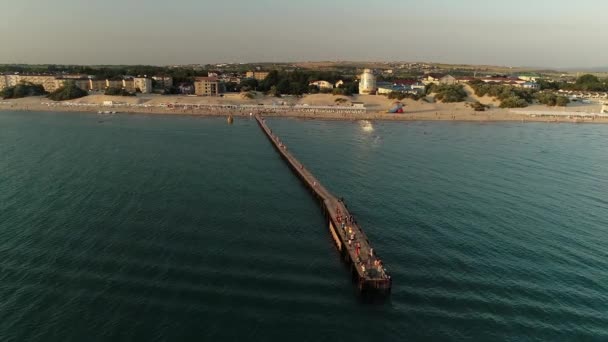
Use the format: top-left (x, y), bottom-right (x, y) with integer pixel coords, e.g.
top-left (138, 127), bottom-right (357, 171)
top-left (256, 116), bottom-right (392, 294)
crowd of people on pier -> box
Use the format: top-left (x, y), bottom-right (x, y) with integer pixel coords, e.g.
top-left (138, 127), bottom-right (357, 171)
top-left (336, 205), bottom-right (389, 280)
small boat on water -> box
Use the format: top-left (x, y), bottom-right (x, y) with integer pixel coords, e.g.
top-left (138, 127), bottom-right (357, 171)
top-left (227, 115), bottom-right (234, 124)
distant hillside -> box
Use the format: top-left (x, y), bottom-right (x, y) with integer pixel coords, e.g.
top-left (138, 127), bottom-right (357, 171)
top-left (556, 66), bottom-right (608, 73)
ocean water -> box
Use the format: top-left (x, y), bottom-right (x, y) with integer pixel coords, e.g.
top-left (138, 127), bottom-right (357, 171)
top-left (1, 111), bottom-right (607, 341)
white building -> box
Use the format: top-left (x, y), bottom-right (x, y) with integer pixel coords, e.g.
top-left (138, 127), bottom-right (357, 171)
top-left (439, 75), bottom-right (457, 85)
top-left (133, 77), bottom-right (152, 94)
top-left (421, 73), bottom-right (446, 85)
top-left (602, 102), bottom-right (608, 114)
top-left (309, 80), bottom-right (334, 89)
top-left (518, 75), bottom-right (540, 82)
top-left (522, 82), bottom-right (540, 90)
top-left (358, 69), bottom-right (376, 95)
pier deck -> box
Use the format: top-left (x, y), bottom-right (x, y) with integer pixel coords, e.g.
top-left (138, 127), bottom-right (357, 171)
top-left (256, 116), bottom-right (391, 294)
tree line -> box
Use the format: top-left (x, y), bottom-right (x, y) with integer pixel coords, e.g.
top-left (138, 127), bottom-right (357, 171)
top-left (469, 79), bottom-right (569, 108)
top-left (225, 70), bottom-right (358, 97)
top-left (537, 74), bottom-right (608, 92)
top-left (0, 82), bottom-right (47, 99)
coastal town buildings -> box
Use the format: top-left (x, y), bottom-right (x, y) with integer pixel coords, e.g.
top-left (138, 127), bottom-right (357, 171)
top-left (90, 79), bottom-right (107, 91)
top-left (0, 74), bottom-right (62, 92)
top-left (358, 69), bottom-right (377, 95)
top-left (194, 77), bottom-right (220, 96)
top-left (394, 80), bottom-right (426, 92)
top-left (0, 73), bottom-right (164, 94)
top-left (309, 80), bottom-right (334, 89)
top-left (518, 74), bottom-right (541, 82)
top-left (421, 74), bottom-right (460, 85)
top-left (0, 68), bottom-right (543, 99)
top-left (69, 78), bottom-right (93, 92)
top-left (0, 75), bottom-right (8, 90)
top-left (133, 77), bottom-right (152, 94)
top-left (152, 76), bottom-right (173, 89)
top-left (245, 71), bottom-right (270, 81)
top-left (439, 75), bottom-right (457, 85)
top-left (377, 81), bottom-right (424, 95)
top-left (522, 82), bottom-right (540, 90)
top-left (421, 73), bottom-right (446, 84)
top-left (219, 73), bottom-right (241, 84)
top-left (177, 83), bottom-right (195, 94)
top-left (376, 82), bottom-right (400, 95)
top-left (106, 79), bottom-right (123, 90)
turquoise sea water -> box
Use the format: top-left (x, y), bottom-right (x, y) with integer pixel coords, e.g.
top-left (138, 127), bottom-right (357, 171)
top-left (1, 111), bottom-right (607, 341)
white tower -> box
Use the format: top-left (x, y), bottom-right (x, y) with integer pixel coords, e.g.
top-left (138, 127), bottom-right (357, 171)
top-left (358, 69), bottom-right (377, 95)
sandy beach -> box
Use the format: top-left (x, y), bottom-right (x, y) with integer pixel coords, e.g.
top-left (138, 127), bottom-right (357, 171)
top-left (1, 90), bottom-right (606, 123)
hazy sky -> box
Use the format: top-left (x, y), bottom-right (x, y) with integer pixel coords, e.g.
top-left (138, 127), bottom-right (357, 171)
top-left (1, 0), bottom-right (606, 67)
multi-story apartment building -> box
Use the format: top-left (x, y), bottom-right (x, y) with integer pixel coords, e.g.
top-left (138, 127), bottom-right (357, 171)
top-left (122, 78), bottom-right (136, 93)
top-left (90, 79), bottom-right (107, 91)
top-left (245, 71), bottom-right (270, 81)
top-left (56, 77), bottom-right (93, 92)
top-left (0, 74), bottom-right (8, 91)
top-left (1, 74), bottom-right (63, 92)
top-left (151, 76), bottom-right (173, 89)
top-left (194, 77), bottom-right (220, 96)
top-left (106, 79), bottom-right (124, 90)
top-left (133, 77), bottom-right (152, 94)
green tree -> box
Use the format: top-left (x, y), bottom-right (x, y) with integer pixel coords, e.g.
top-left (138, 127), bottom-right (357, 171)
top-left (576, 74), bottom-right (600, 85)
top-left (332, 88), bottom-right (346, 95)
top-left (574, 74), bottom-right (606, 91)
top-left (555, 96), bottom-right (570, 107)
top-left (499, 96), bottom-right (528, 108)
top-left (537, 79), bottom-right (560, 91)
top-left (105, 87), bottom-right (135, 96)
top-left (276, 79), bottom-right (291, 94)
top-left (239, 78), bottom-right (258, 91)
top-left (259, 70), bottom-right (280, 91)
top-left (47, 81), bottom-right (88, 101)
top-left (0, 82), bottom-right (46, 99)
top-left (469, 101), bottom-right (489, 111)
top-left (268, 85), bottom-right (280, 97)
top-left (289, 82), bottom-right (306, 96)
top-left (345, 82), bottom-right (358, 95)
top-left (433, 84), bottom-right (467, 103)
top-left (388, 92), bottom-right (406, 100)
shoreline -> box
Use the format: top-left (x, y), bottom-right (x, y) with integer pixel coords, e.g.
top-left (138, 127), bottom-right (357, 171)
top-left (2, 101), bottom-right (608, 124)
